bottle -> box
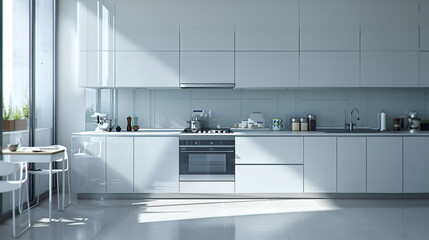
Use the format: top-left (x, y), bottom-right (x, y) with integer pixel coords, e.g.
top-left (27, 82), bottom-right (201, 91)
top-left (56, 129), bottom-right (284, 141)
top-left (380, 111), bottom-right (386, 131)
top-left (307, 114), bottom-right (316, 131)
top-left (393, 118), bottom-right (401, 131)
top-left (291, 118), bottom-right (300, 131)
top-left (300, 117), bottom-right (308, 131)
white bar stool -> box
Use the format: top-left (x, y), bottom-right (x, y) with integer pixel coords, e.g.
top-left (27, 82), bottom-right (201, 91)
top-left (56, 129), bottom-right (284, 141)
top-left (0, 161), bottom-right (31, 238)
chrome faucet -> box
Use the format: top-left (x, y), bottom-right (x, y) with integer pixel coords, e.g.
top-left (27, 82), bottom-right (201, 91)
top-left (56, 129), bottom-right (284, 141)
top-left (348, 108), bottom-right (360, 131)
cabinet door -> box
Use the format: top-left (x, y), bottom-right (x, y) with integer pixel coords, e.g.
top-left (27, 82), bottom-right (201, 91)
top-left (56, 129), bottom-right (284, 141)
top-left (361, 0), bottom-right (419, 50)
top-left (180, 0), bottom-right (233, 50)
top-left (106, 137), bottom-right (133, 193)
top-left (404, 137), bottom-right (429, 193)
top-left (236, 165), bottom-right (303, 193)
top-left (337, 137), bottom-right (366, 193)
top-left (78, 51), bottom-right (114, 87)
top-left (115, 0), bottom-right (179, 50)
top-left (77, 0), bottom-right (115, 51)
top-left (300, 0), bottom-right (359, 51)
top-left (236, 137), bottom-right (303, 164)
top-left (235, 0), bottom-right (298, 51)
top-left (235, 52), bottom-right (299, 88)
top-left (116, 52), bottom-right (179, 87)
top-left (72, 136), bottom-right (106, 193)
top-left (180, 52), bottom-right (234, 85)
top-left (304, 137), bottom-right (336, 193)
top-left (421, 53), bottom-right (429, 87)
top-left (300, 52), bottom-right (359, 87)
top-left (367, 137), bottom-right (402, 193)
top-left (421, 1), bottom-right (429, 50)
top-left (361, 52), bottom-right (419, 87)
top-left (134, 137), bottom-right (179, 193)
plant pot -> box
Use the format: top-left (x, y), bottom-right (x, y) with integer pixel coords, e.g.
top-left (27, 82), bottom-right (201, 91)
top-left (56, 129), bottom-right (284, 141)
top-left (421, 123), bottom-right (429, 131)
top-left (2, 120), bottom-right (15, 132)
top-left (15, 119), bottom-right (28, 131)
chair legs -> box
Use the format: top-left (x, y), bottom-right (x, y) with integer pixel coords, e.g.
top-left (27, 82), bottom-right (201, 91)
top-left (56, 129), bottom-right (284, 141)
top-left (12, 181), bottom-right (31, 238)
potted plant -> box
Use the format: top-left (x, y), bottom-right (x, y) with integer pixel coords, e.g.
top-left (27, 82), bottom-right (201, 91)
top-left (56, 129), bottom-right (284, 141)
top-left (12, 106), bottom-right (27, 131)
top-left (2, 103), bottom-right (14, 132)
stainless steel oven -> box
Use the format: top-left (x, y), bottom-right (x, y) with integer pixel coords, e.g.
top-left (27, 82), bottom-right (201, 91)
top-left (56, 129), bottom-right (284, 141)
top-left (179, 135), bottom-right (235, 182)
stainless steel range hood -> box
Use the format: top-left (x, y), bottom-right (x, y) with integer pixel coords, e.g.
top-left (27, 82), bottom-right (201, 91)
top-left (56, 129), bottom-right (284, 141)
top-left (180, 83), bottom-right (235, 88)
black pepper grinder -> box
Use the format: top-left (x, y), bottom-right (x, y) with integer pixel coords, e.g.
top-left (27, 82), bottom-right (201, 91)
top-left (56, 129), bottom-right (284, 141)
top-left (127, 116), bottom-right (132, 131)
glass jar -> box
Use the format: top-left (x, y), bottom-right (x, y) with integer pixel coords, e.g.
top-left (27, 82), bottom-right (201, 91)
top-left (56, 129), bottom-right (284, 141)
top-left (291, 118), bottom-right (300, 131)
top-left (393, 118), bottom-right (401, 131)
top-left (300, 117), bottom-right (308, 131)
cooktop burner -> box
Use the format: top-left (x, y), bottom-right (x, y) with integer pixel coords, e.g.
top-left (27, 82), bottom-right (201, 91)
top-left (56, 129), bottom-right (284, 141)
top-left (182, 128), bottom-right (232, 134)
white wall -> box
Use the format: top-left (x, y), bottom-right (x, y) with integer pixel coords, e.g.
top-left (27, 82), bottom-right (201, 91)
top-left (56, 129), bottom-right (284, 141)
top-left (57, 0), bottom-right (85, 150)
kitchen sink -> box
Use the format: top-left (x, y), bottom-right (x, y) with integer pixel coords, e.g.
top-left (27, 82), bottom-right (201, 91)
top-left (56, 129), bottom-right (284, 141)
top-left (320, 129), bottom-right (380, 134)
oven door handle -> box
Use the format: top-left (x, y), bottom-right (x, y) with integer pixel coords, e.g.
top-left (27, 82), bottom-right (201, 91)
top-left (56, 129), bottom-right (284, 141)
top-left (180, 150), bottom-right (235, 153)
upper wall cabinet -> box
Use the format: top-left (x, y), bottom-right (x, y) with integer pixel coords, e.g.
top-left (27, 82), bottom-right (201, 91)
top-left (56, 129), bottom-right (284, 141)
top-left (116, 52), bottom-right (179, 87)
top-left (115, 0), bottom-right (179, 50)
top-left (300, 52), bottom-right (359, 87)
top-left (180, 0), bottom-right (234, 50)
top-left (78, 51), bottom-right (115, 87)
top-left (421, 53), bottom-right (429, 87)
top-left (361, 0), bottom-right (419, 51)
top-left (300, 0), bottom-right (360, 51)
top-left (421, 1), bottom-right (429, 50)
top-left (361, 52), bottom-right (419, 87)
top-left (235, 52), bottom-right (299, 88)
top-left (77, 0), bottom-right (115, 51)
top-left (235, 0), bottom-right (299, 51)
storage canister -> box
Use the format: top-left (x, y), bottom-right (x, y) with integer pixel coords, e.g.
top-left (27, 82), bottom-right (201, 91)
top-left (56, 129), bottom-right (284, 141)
top-left (291, 118), bottom-right (300, 131)
top-left (300, 117), bottom-right (308, 131)
top-left (307, 114), bottom-right (316, 131)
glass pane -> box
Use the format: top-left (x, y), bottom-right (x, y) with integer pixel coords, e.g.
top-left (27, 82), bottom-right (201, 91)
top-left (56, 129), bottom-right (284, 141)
top-left (188, 154), bottom-right (227, 173)
top-left (2, 0), bottom-right (31, 215)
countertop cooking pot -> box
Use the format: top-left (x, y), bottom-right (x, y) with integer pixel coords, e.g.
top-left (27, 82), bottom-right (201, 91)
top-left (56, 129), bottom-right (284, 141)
top-left (188, 120), bottom-right (202, 132)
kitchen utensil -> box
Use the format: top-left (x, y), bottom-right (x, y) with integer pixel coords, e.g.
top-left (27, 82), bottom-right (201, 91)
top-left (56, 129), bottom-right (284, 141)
top-left (8, 144), bottom-right (19, 152)
top-left (272, 118), bottom-right (283, 131)
top-left (307, 114), bottom-right (317, 131)
top-left (127, 116), bottom-right (132, 131)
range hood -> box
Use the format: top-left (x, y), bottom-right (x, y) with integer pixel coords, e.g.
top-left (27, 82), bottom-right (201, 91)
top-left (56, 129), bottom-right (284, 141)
top-left (180, 83), bottom-right (235, 88)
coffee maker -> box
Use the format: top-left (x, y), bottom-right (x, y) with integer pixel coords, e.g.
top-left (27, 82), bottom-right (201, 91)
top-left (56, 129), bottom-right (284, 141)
top-left (408, 111), bottom-right (421, 133)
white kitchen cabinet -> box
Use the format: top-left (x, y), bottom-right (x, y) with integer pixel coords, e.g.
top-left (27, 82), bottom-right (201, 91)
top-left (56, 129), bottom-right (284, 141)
top-left (78, 51), bottom-right (114, 87)
top-left (235, 0), bottom-right (299, 51)
top-left (304, 137), bottom-right (336, 193)
top-left (71, 136), bottom-right (106, 193)
top-left (361, 52), bottom-right (419, 87)
top-left (235, 52), bottom-right (299, 88)
top-left (77, 0), bottom-right (115, 51)
top-left (367, 137), bottom-right (402, 193)
top-left (236, 165), bottom-right (303, 193)
top-left (180, 52), bottom-right (234, 85)
top-left (180, 182), bottom-right (234, 194)
top-left (180, 0), bottom-right (233, 50)
top-left (134, 137), bottom-right (179, 193)
top-left (403, 137), bottom-right (429, 193)
top-left (300, 0), bottom-right (360, 51)
top-left (421, 1), bottom-right (429, 50)
top-left (116, 51), bottom-right (179, 87)
top-left (300, 52), bottom-right (359, 87)
top-left (115, 0), bottom-right (179, 50)
top-left (337, 137), bottom-right (367, 193)
top-left (361, 0), bottom-right (419, 51)
top-left (235, 137), bottom-right (303, 164)
top-left (106, 137), bottom-right (134, 193)
top-left (421, 53), bottom-right (429, 87)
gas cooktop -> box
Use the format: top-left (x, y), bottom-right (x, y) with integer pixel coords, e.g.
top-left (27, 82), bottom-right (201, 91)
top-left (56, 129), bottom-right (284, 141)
top-left (182, 128), bottom-right (232, 134)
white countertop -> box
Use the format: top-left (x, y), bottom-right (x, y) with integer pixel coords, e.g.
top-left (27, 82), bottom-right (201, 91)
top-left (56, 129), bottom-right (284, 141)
top-left (73, 129), bottom-right (429, 137)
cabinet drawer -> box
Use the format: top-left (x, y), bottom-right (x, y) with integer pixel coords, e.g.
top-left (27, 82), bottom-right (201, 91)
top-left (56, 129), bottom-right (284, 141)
top-left (236, 165), bottom-right (303, 193)
top-left (180, 182), bottom-right (234, 193)
top-left (236, 137), bottom-right (303, 164)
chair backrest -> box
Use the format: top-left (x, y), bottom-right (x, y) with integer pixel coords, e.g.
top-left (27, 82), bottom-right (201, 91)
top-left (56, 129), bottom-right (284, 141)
top-left (0, 161), bottom-right (20, 177)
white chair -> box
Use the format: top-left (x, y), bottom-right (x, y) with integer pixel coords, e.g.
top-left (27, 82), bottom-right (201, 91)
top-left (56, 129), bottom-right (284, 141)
top-left (26, 145), bottom-right (71, 211)
top-left (0, 161), bottom-right (31, 238)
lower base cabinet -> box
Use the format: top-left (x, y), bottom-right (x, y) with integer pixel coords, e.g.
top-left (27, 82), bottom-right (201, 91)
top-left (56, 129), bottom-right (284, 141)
top-left (235, 165), bottom-right (303, 193)
top-left (180, 182), bottom-right (234, 193)
top-left (106, 137), bottom-right (134, 193)
top-left (337, 137), bottom-right (367, 193)
top-left (404, 137), bottom-right (429, 193)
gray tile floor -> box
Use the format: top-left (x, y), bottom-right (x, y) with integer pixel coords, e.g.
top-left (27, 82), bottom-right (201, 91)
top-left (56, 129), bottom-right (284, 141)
top-left (1, 195), bottom-right (429, 240)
